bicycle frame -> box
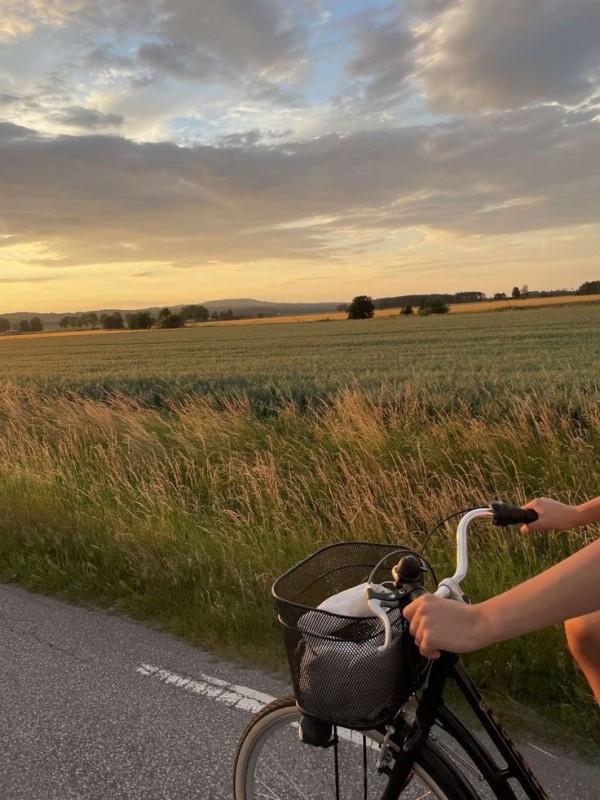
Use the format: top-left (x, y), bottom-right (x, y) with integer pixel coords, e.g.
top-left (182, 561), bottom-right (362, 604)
top-left (381, 506), bottom-right (549, 800)
top-left (439, 662), bottom-right (548, 800)
top-left (380, 655), bottom-right (548, 800)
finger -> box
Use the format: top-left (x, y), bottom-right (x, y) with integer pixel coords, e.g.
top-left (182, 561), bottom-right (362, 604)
top-left (419, 644), bottom-right (440, 659)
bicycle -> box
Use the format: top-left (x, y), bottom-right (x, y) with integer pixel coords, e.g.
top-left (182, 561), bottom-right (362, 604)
top-left (233, 501), bottom-right (553, 799)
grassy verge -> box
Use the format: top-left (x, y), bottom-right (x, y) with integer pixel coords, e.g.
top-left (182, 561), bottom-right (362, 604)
top-left (0, 383), bottom-right (597, 747)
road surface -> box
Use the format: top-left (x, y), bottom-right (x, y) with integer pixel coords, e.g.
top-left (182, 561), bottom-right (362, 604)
top-left (0, 584), bottom-right (597, 799)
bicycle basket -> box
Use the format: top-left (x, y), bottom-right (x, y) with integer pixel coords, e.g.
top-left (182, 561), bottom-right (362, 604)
top-left (272, 542), bottom-right (428, 730)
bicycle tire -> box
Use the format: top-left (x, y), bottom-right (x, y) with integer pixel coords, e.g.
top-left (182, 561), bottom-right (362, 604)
top-left (233, 695), bottom-right (483, 800)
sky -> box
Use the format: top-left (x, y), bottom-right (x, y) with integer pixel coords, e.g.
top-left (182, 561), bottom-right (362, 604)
top-left (0, 0), bottom-right (599, 312)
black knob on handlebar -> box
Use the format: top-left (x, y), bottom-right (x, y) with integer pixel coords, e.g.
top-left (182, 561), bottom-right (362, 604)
top-left (393, 555), bottom-right (424, 583)
top-left (491, 501), bottom-right (539, 527)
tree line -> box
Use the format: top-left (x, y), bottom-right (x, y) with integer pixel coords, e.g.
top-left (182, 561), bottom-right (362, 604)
top-left (57, 304), bottom-right (243, 331)
top-left (0, 316), bottom-right (44, 333)
top-left (2, 281), bottom-right (599, 332)
top-left (345, 295), bottom-right (451, 319)
top-left (372, 281), bottom-right (600, 310)
top-left (345, 280), bottom-right (600, 319)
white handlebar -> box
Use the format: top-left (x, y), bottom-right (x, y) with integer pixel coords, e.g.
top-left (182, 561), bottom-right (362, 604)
top-left (433, 508), bottom-right (493, 601)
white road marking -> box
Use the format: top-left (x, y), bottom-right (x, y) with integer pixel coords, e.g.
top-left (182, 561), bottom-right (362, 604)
top-left (526, 743), bottom-right (557, 759)
top-left (136, 663), bottom-right (275, 714)
top-left (135, 663), bottom-right (370, 746)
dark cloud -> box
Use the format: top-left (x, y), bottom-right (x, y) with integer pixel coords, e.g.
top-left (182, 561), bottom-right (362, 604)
top-left (137, 41), bottom-right (217, 82)
top-left (217, 128), bottom-right (293, 148)
top-left (0, 105), bottom-right (598, 271)
top-left (341, 8), bottom-right (418, 108)
top-left (0, 122), bottom-right (39, 141)
top-left (158, 0), bottom-right (310, 78)
top-left (52, 106), bottom-right (124, 129)
top-left (419, 0), bottom-right (600, 112)
top-left (341, 0), bottom-right (600, 115)
top-left (0, 93), bottom-right (20, 105)
top-left (130, 1), bottom-right (315, 106)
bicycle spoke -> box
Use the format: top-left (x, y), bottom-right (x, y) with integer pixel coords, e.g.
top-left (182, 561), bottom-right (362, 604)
top-left (238, 703), bottom-right (454, 799)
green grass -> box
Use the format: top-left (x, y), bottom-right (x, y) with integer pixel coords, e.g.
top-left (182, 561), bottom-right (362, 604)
top-left (0, 305), bottom-right (598, 747)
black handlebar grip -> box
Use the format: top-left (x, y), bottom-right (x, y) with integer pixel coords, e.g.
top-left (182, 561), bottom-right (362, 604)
top-left (491, 501), bottom-right (539, 527)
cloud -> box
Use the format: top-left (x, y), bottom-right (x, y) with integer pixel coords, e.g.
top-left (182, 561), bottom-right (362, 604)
top-left (338, 7), bottom-right (418, 109)
top-left (0, 104), bottom-right (598, 274)
top-left (137, 41), bottom-right (218, 83)
top-left (0, 93), bottom-right (21, 105)
top-left (419, 0), bottom-right (600, 112)
top-left (217, 128), bottom-right (293, 148)
top-left (157, 0), bottom-right (311, 80)
top-left (338, 0), bottom-right (600, 116)
top-left (0, 1), bottom-right (154, 42)
top-left (50, 106), bottom-right (124, 129)
top-left (0, 276), bottom-right (57, 284)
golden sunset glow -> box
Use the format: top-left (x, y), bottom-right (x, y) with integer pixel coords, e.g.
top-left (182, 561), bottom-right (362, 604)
top-left (1, 0), bottom-right (598, 312)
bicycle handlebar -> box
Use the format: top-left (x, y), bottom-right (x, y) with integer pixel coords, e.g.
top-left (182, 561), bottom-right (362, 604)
top-left (433, 502), bottom-right (539, 600)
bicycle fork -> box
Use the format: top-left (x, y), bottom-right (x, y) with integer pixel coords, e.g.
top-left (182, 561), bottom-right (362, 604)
top-left (380, 652), bottom-right (457, 800)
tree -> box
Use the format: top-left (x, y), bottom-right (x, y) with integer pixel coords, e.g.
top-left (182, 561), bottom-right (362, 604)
top-left (493, 292), bottom-right (507, 301)
top-left (578, 281), bottom-right (600, 295)
top-left (181, 304), bottom-right (209, 322)
top-left (101, 312), bottom-right (124, 330)
top-left (454, 291), bottom-right (485, 304)
top-left (18, 319), bottom-right (30, 332)
top-left (400, 304), bottom-right (414, 315)
top-left (29, 316), bottom-right (43, 332)
top-left (126, 312), bottom-right (154, 330)
top-left (0, 318), bottom-right (10, 332)
top-left (511, 286), bottom-right (521, 299)
top-left (418, 297), bottom-right (449, 315)
top-left (520, 284), bottom-right (529, 299)
top-left (157, 313), bottom-right (184, 329)
top-left (347, 295), bottom-right (375, 319)
top-left (136, 312), bottom-right (154, 329)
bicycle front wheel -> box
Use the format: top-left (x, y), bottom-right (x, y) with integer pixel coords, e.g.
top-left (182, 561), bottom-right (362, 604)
top-left (233, 696), bottom-right (481, 800)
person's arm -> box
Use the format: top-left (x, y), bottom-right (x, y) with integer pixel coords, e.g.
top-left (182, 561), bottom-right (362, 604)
top-left (521, 495), bottom-right (600, 532)
top-left (403, 537), bottom-right (600, 659)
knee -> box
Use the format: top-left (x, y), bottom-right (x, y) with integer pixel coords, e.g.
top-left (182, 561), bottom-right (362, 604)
top-left (565, 614), bottom-right (600, 664)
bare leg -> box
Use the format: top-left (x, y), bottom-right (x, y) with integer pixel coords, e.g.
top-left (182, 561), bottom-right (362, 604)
top-left (564, 610), bottom-right (600, 704)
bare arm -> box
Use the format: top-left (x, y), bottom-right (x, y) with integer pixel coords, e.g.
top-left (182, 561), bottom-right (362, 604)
top-left (521, 495), bottom-right (600, 532)
top-left (403, 536), bottom-right (600, 659)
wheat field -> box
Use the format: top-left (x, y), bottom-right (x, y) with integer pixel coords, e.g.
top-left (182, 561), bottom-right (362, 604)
top-left (0, 303), bottom-right (598, 744)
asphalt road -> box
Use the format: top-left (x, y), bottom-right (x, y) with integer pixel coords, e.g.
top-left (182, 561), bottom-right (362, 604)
top-left (0, 584), bottom-right (598, 799)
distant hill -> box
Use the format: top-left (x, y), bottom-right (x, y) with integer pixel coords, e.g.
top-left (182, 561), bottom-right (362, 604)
top-left (198, 299), bottom-right (343, 316)
top-left (0, 299), bottom-right (344, 328)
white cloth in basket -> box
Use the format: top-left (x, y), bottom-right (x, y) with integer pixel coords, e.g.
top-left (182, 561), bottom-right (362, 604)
top-left (316, 582), bottom-right (394, 651)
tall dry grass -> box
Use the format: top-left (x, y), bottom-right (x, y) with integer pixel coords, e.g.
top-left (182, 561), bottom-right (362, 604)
top-left (0, 383), bottom-right (597, 740)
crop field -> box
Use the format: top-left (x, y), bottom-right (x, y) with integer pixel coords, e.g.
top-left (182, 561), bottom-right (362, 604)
top-left (0, 303), bottom-right (599, 744)
top-left (1, 304), bottom-right (600, 409)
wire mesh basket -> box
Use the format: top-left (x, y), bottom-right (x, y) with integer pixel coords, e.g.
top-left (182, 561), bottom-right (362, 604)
top-left (273, 541), bottom-right (428, 730)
